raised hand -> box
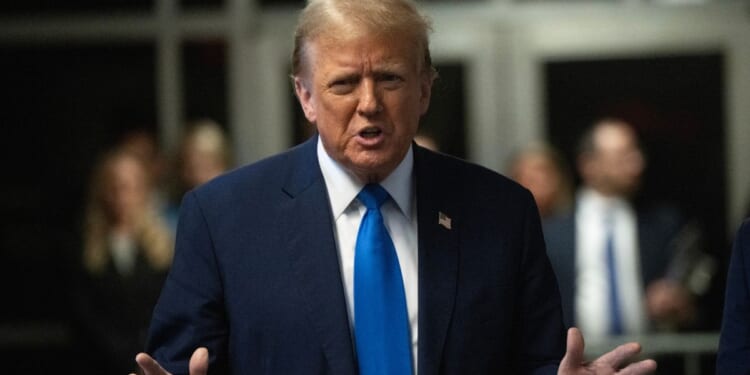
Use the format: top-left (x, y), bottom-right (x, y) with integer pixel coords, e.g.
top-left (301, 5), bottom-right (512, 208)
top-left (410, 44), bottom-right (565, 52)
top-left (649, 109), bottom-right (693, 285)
top-left (558, 328), bottom-right (657, 375)
top-left (130, 347), bottom-right (209, 375)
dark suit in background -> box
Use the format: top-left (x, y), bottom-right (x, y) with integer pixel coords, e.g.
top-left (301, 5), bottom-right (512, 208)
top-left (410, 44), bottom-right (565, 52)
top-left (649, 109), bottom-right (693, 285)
top-left (717, 218), bottom-right (750, 374)
top-left (543, 205), bottom-right (683, 328)
top-left (146, 137), bottom-right (565, 375)
top-left (542, 118), bottom-right (698, 336)
top-left (73, 252), bottom-right (167, 374)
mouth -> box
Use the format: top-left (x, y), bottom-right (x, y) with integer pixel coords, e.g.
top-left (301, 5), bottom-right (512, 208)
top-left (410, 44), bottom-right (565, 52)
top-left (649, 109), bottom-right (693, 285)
top-left (358, 127), bottom-right (383, 139)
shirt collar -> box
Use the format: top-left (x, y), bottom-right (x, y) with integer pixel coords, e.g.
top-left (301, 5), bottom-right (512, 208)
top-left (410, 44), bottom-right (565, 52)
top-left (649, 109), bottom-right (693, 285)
top-left (317, 136), bottom-right (414, 220)
top-left (578, 187), bottom-right (628, 214)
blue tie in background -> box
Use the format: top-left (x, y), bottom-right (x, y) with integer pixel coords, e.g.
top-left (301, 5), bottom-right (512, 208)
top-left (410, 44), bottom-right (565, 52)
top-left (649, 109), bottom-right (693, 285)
top-left (605, 213), bottom-right (624, 335)
top-left (354, 184), bottom-right (413, 375)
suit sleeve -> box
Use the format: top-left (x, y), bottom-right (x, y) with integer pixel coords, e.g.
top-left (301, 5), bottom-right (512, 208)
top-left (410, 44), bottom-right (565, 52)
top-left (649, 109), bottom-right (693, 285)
top-left (515, 198), bottom-right (566, 374)
top-left (145, 191), bottom-right (229, 375)
top-left (717, 219), bottom-right (750, 374)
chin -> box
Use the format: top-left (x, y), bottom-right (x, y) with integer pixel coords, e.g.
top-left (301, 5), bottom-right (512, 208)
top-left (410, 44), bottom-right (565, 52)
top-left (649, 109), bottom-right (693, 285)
top-left (346, 157), bottom-right (393, 181)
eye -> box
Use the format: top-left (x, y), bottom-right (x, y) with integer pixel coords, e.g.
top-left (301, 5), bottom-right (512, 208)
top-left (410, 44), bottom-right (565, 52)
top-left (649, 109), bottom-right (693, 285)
top-left (331, 78), bottom-right (353, 86)
top-left (328, 77), bottom-right (358, 94)
top-left (377, 73), bottom-right (404, 89)
top-left (381, 73), bottom-right (399, 81)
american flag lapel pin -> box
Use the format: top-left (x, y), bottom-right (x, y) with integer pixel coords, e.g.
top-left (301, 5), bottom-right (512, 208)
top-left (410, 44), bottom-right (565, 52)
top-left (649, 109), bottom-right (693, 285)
top-left (438, 211), bottom-right (452, 230)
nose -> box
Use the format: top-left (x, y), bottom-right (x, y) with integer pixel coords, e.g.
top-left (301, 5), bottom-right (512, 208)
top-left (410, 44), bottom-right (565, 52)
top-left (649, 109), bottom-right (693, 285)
top-left (356, 79), bottom-right (382, 117)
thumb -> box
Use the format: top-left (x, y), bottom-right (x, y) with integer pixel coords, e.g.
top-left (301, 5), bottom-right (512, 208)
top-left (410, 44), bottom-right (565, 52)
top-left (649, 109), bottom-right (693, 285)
top-left (135, 352), bottom-right (171, 375)
top-left (189, 347), bottom-right (209, 375)
top-left (559, 327), bottom-right (585, 371)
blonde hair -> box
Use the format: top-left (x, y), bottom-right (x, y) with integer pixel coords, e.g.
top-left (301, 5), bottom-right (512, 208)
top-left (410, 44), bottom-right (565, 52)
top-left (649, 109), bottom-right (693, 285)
top-left (180, 118), bottom-right (231, 169)
top-left (82, 149), bottom-right (173, 274)
top-left (292, 0), bottom-right (436, 78)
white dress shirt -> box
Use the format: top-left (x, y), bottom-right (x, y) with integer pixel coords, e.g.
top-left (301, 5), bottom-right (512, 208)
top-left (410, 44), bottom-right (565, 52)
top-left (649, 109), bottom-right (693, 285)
top-left (317, 138), bottom-right (419, 371)
top-left (575, 188), bottom-right (647, 338)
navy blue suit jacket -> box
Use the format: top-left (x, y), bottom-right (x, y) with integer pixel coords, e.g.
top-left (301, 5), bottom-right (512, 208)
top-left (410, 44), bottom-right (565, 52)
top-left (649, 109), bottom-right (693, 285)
top-left (717, 218), bottom-right (750, 374)
top-left (146, 137), bottom-right (565, 374)
top-left (543, 203), bottom-right (683, 328)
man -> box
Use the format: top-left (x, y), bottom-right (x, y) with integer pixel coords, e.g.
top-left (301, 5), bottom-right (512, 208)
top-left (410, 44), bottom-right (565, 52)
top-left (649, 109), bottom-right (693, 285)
top-left (133, 1), bottom-right (656, 374)
top-left (544, 118), bottom-right (694, 338)
top-left (717, 218), bottom-right (750, 373)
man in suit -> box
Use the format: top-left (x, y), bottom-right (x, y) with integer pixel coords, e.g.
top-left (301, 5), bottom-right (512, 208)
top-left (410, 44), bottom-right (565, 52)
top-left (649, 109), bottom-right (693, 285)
top-left (717, 218), bottom-right (750, 373)
top-left (132, 1), bottom-right (656, 374)
top-left (544, 118), bottom-right (695, 338)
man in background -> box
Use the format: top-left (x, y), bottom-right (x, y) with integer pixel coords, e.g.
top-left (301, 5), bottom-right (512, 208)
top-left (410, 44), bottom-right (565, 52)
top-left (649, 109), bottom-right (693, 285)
top-left (545, 118), bottom-right (696, 338)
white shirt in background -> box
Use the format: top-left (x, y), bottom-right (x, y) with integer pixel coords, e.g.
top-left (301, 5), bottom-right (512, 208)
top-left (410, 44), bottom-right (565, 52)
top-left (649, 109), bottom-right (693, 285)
top-left (575, 188), bottom-right (647, 338)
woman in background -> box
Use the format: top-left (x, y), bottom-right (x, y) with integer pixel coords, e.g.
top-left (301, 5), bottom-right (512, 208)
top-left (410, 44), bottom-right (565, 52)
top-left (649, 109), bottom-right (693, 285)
top-left (74, 148), bottom-right (173, 374)
top-left (164, 119), bottom-right (231, 231)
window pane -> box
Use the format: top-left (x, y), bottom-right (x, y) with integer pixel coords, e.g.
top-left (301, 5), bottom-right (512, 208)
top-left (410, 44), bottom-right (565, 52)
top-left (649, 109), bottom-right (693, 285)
top-left (0, 0), bottom-right (152, 15)
top-left (183, 40), bottom-right (228, 128)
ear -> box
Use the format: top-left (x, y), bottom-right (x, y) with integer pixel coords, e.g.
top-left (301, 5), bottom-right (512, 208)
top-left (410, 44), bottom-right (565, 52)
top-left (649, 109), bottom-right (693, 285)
top-left (418, 73), bottom-right (434, 116)
top-left (294, 76), bottom-right (317, 124)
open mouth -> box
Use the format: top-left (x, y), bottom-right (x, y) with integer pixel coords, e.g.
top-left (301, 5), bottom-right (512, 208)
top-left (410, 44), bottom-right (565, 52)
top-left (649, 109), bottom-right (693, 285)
top-left (359, 127), bottom-right (383, 139)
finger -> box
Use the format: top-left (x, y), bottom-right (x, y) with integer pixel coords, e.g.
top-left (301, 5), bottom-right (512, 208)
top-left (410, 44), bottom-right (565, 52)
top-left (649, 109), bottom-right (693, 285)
top-left (135, 352), bottom-right (171, 375)
top-left (616, 359), bottom-right (657, 375)
top-left (189, 347), bottom-right (209, 375)
top-left (592, 342), bottom-right (643, 369)
top-left (559, 327), bottom-right (585, 370)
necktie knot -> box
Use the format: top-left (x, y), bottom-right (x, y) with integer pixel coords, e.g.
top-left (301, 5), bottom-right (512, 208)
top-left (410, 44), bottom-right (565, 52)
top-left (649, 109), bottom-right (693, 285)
top-left (358, 184), bottom-right (389, 210)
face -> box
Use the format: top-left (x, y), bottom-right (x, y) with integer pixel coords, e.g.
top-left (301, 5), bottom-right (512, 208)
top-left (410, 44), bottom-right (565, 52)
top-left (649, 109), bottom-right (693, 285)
top-left (513, 153), bottom-right (562, 216)
top-left (294, 31), bottom-right (433, 183)
top-left (583, 123), bottom-right (645, 197)
top-left (104, 155), bottom-right (149, 224)
top-left (182, 143), bottom-right (226, 189)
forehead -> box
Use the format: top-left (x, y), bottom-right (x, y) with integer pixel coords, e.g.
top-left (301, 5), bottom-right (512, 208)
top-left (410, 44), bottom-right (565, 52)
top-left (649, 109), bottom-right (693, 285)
top-left (302, 30), bottom-right (421, 73)
top-left (110, 156), bottom-right (144, 176)
top-left (595, 124), bottom-right (637, 150)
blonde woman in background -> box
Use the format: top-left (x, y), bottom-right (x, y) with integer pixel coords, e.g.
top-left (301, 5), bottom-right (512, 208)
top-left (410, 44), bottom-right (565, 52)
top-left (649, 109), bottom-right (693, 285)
top-left (74, 148), bottom-right (173, 374)
top-left (165, 119), bottom-right (231, 231)
top-left (177, 119), bottom-right (231, 193)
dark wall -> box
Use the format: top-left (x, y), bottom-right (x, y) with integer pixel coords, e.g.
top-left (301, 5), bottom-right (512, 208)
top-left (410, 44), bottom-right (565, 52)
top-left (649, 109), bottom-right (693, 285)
top-left (0, 43), bottom-right (156, 373)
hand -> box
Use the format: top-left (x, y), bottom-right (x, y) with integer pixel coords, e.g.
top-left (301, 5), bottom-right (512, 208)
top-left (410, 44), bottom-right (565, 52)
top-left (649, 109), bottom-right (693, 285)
top-left (646, 279), bottom-right (695, 325)
top-left (558, 328), bottom-right (656, 375)
top-left (129, 347), bottom-right (209, 375)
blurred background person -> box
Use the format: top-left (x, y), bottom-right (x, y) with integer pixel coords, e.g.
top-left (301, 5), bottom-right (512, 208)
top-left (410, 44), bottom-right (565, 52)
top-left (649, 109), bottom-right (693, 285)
top-left (118, 128), bottom-right (170, 210)
top-left (508, 141), bottom-right (574, 220)
top-left (544, 118), bottom-right (704, 340)
top-left (118, 129), bottom-right (168, 193)
top-left (166, 118), bottom-right (232, 230)
top-left (72, 148), bottom-right (174, 374)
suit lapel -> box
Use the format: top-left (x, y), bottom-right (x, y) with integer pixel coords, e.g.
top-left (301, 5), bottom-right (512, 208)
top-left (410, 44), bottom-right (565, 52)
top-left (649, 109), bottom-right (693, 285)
top-left (279, 138), bottom-right (357, 374)
top-left (414, 146), bottom-right (460, 375)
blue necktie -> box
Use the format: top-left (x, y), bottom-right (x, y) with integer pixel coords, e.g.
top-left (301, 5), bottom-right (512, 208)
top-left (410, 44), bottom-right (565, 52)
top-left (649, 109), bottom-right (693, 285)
top-left (605, 213), bottom-right (624, 335)
top-left (354, 184), bottom-right (413, 375)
